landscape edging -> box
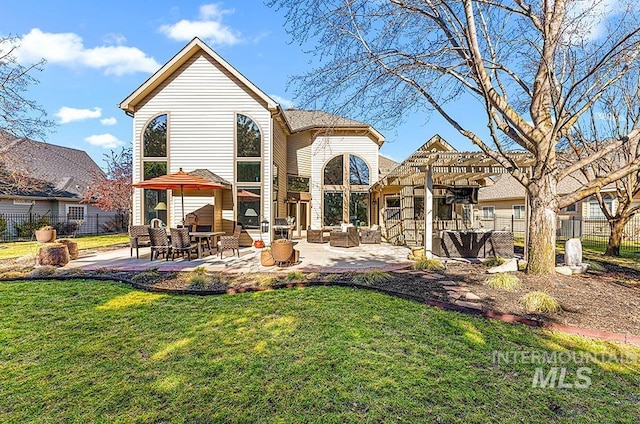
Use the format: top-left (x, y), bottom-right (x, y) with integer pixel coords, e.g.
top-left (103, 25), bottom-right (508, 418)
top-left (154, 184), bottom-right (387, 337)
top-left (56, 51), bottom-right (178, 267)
top-left (3, 274), bottom-right (639, 347)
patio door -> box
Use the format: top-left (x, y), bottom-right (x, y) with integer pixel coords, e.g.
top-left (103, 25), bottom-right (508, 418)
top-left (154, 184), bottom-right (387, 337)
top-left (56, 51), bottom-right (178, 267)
top-left (288, 201), bottom-right (308, 239)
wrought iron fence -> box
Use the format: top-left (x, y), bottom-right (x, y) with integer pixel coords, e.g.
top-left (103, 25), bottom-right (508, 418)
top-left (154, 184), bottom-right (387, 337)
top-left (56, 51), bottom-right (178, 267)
top-left (479, 214), bottom-right (640, 253)
top-left (0, 212), bottom-right (128, 242)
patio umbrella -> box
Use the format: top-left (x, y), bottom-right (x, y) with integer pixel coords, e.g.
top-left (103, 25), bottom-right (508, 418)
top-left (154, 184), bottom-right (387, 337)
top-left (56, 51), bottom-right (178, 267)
top-left (133, 168), bottom-right (224, 224)
top-left (237, 189), bottom-right (261, 200)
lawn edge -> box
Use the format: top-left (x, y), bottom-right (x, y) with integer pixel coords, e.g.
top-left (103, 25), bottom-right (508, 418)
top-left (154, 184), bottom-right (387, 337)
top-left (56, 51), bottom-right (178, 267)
top-left (3, 274), bottom-right (639, 347)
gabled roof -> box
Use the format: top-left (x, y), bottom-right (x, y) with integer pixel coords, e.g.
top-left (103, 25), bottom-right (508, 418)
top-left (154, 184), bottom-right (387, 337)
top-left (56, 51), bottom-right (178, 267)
top-left (0, 133), bottom-right (104, 199)
top-left (189, 169), bottom-right (232, 188)
top-left (478, 172), bottom-right (605, 201)
top-left (378, 155), bottom-right (399, 177)
top-left (119, 37), bottom-right (278, 114)
top-left (281, 109), bottom-right (385, 145)
top-left (373, 134), bottom-right (535, 189)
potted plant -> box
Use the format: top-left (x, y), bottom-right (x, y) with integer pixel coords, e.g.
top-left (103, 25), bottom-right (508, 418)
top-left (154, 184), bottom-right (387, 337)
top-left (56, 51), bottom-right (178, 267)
top-left (260, 246), bottom-right (275, 266)
top-left (35, 225), bottom-right (57, 243)
top-left (254, 239), bottom-right (265, 248)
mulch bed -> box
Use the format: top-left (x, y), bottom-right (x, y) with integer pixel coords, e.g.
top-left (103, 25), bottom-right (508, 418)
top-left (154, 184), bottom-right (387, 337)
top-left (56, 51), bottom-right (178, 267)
top-left (3, 256), bottom-right (640, 339)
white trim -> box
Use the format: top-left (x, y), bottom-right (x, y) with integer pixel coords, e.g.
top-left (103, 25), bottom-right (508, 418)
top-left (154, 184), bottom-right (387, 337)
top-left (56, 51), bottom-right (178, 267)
top-left (119, 38), bottom-right (277, 113)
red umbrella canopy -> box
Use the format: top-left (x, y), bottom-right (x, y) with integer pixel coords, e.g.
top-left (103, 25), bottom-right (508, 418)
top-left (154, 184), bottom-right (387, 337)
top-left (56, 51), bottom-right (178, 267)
top-left (237, 189), bottom-right (261, 200)
top-left (133, 168), bottom-right (224, 224)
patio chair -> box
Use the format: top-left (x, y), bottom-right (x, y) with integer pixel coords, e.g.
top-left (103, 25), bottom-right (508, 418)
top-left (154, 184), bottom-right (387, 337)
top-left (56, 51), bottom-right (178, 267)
top-left (149, 227), bottom-right (171, 261)
top-left (360, 224), bottom-right (381, 244)
top-left (170, 227), bottom-right (199, 261)
top-left (306, 226), bottom-right (327, 243)
top-left (219, 223), bottom-right (241, 258)
top-left (129, 225), bottom-right (151, 259)
top-left (329, 226), bottom-right (360, 248)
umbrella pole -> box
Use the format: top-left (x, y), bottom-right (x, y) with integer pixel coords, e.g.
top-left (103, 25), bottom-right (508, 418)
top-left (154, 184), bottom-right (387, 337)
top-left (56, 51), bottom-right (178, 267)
top-left (181, 185), bottom-right (186, 226)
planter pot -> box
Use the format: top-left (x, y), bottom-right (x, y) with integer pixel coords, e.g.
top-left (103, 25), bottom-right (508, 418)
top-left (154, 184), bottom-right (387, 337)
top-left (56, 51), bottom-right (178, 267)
top-left (35, 229), bottom-right (57, 243)
top-left (254, 240), bottom-right (265, 248)
top-left (260, 249), bottom-right (275, 267)
top-left (411, 246), bottom-right (425, 259)
top-left (271, 241), bottom-right (294, 264)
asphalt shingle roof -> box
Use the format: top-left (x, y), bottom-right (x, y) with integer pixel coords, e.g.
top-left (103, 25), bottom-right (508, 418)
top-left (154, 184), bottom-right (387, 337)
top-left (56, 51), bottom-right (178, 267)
top-left (0, 132), bottom-right (104, 199)
top-left (282, 109), bottom-right (369, 133)
top-left (378, 155), bottom-right (399, 177)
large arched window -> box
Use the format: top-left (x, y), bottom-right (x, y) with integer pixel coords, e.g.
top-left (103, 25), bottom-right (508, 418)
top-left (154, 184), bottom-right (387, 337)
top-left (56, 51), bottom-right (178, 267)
top-left (142, 114), bottom-right (168, 224)
top-left (236, 114), bottom-right (262, 228)
top-left (323, 154), bottom-right (370, 226)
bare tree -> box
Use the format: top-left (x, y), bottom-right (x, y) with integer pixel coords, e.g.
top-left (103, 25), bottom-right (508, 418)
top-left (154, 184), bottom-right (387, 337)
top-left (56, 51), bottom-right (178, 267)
top-left (269, 0), bottom-right (640, 273)
top-left (0, 35), bottom-right (55, 193)
top-left (83, 147), bottom-right (133, 226)
top-left (564, 70), bottom-right (640, 256)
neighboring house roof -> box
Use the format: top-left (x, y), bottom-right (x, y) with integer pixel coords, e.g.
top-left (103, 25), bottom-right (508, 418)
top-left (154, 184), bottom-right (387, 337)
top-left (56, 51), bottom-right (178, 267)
top-left (378, 155), bottom-right (399, 177)
top-left (119, 37), bottom-right (278, 114)
top-left (281, 109), bottom-right (385, 145)
top-left (478, 172), bottom-right (599, 201)
top-left (189, 169), bottom-right (232, 188)
top-left (0, 133), bottom-right (103, 200)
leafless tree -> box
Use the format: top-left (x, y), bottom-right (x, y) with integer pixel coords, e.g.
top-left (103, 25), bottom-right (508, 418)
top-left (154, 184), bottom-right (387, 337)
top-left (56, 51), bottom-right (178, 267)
top-left (0, 35), bottom-right (54, 193)
top-left (269, 0), bottom-right (640, 273)
top-left (564, 70), bottom-right (640, 256)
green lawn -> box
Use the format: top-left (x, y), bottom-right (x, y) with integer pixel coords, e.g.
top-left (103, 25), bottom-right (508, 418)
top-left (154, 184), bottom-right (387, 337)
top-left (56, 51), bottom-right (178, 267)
top-left (0, 234), bottom-right (128, 260)
top-left (1, 280), bottom-right (639, 423)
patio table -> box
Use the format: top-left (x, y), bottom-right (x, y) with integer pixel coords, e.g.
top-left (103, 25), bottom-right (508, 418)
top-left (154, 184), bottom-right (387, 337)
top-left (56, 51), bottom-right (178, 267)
top-left (190, 231), bottom-right (226, 258)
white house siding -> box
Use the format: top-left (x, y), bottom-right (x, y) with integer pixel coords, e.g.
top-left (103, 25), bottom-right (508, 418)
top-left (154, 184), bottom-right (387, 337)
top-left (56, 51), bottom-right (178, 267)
top-left (310, 134), bottom-right (379, 227)
top-left (131, 51), bottom-right (273, 235)
top-left (273, 121), bottom-right (288, 219)
top-left (287, 132), bottom-right (312, 177)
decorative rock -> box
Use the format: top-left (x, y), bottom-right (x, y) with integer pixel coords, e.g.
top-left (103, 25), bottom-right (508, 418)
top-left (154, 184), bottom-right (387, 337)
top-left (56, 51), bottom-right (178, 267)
top-left (454, 300), bottom-right (483, 310)
top-left (465, 292), bottom-right (482, 301)
top-left (487, 259), bottom-right (519, 274)
top-left (57, 239), bottom-right (79, 260)
top-left (555, 265), bottom-right (573, 276)
top-left (564, 238), bottom-right (583, 266)
top-left (38, 244), bottom-right (70, 267)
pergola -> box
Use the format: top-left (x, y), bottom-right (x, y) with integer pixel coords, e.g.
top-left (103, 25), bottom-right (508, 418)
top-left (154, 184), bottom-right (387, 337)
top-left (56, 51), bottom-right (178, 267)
top-left (373, 139), bottom-right (535, 257)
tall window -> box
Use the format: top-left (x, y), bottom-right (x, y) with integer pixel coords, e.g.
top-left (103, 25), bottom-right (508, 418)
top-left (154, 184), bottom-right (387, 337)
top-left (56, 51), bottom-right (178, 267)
top-left (588, 195), bottom-right (613, 219)
top-left (142, 114), bottom-right (168, 224)
top-left (236, 114), bottom-right (262, 227)
top-left (322, 154), bottom-right (370, 226)
top-left (513, 205), bottom-right (525, 219)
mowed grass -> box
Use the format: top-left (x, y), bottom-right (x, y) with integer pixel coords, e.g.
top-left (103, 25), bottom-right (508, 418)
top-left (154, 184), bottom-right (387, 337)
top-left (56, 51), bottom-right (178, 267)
top-left (1, 281), bottom-right (639, 423)
top-left (0, 234), bottom-right (129, 260)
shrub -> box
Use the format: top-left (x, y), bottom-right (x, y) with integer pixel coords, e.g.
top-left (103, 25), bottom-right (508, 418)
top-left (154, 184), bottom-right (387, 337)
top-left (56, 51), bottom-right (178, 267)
top-left (188, 267), bottom-right (209, 286)
top-left (54, 221), bottom-right (79, 236)
top-left (132, 268), bottom-right (160, 283)
top-left (0, 215), bottom-right (7, 235)
top-left (585, 261), bottom-right (605, 272)
top-left (484, 257), bottom-right (506, 267)
top-left (485, 273), bottom-right (521, 291)
top-left (353, 270), bottom-right (392, 285)
top-left (412, 257), bottom-right (444, 271)
top-left (13, 216), bottom-right (51, 237)
top-left (286, 271), bottom-right (304, 282)
top-left (519, 291), bottom-right (562, 314)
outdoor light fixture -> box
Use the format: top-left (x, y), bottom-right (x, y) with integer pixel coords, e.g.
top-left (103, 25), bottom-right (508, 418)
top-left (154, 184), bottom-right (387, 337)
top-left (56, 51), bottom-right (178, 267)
top-left (260, 219), bottom-right (269, 234)
top-left (154, 201), bottom-right (167, 219)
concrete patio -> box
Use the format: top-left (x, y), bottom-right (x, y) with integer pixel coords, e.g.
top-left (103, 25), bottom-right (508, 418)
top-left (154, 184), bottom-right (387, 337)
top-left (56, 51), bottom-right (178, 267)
top-left (66, 240), bottom-right (414, 274)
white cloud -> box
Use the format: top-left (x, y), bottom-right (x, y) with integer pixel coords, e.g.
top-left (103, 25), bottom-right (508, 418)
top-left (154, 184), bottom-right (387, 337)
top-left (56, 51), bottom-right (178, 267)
top-left (55, 106), bottom-right (102, 124)
top-left (100, 117), bottom-right (118, 126)
top-left (85, 133), bottom-right (124, 149)
top-left (565, 0), bottom-right (624, 43)
top-left (15, 28), bottom-right (160, 75)
top-left (269, 94), bottom-right (295, 109)
top-left (159, 3), bottom-right (241, 45)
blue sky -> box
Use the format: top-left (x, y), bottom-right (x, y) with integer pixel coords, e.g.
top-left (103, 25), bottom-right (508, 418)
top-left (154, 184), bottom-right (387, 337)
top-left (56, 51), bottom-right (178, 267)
top-left (5, 0), bottom-right (484, 168)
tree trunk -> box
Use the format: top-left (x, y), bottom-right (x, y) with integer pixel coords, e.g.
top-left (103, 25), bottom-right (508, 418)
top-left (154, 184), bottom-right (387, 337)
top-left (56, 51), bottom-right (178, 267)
top-left (605, 217), bottom-right (628, 257)
top-left (526, 178), bottom-right (558, 274)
